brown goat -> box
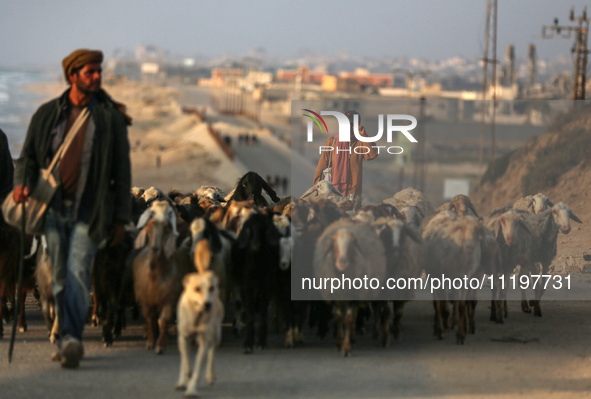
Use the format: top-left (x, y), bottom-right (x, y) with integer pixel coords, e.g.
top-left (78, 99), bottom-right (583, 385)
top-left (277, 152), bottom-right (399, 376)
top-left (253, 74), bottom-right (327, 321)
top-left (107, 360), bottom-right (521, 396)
top-left (132, 200), bottom-right (182, 353)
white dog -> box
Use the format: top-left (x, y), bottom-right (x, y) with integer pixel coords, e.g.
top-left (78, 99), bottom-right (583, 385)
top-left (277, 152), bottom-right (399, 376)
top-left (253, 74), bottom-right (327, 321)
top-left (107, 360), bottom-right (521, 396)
top-left (175, 271), bottom-right (224, 397)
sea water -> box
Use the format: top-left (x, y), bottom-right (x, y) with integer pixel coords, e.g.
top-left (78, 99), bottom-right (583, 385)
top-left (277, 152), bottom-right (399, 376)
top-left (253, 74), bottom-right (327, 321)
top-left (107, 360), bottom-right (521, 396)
top-left (0, 68), bottom-right (58, 158)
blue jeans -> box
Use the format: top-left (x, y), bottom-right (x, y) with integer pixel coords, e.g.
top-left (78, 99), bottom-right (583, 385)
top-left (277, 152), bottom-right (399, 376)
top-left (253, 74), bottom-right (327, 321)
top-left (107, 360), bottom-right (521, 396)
top-left (44, 205), bottom-right (98, 342)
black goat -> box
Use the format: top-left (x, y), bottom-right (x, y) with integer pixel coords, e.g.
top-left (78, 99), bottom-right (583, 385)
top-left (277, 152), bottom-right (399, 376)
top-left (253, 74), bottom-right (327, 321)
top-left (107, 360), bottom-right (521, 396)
top-left (92, 230), bottom-right (137, 346)
top-left (230, 172), bottom-right (280, 208)
top-left (0, 222), bottom-right (36, 338)
top-left (231, 213), bottom-right (280, 353)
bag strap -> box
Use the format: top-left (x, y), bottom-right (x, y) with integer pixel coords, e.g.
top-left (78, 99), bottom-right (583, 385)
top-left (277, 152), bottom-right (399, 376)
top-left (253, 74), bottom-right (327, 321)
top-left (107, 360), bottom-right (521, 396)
top-left (328, 136), bottom-right (335, 168)
top-left (46, 107), bottom-right (90, 173)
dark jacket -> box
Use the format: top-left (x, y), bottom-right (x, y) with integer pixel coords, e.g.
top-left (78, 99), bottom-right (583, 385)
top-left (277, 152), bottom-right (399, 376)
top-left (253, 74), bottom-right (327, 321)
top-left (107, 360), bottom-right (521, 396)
top-left (16, 89), bottom-right (131, 241)
top-left (0, 129), bottom-right (14, 203)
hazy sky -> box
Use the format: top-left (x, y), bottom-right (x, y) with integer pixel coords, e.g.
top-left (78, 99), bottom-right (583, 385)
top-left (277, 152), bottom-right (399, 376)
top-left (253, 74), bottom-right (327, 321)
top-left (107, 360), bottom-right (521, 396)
top-left (0, 0), bottom-right (587, 67)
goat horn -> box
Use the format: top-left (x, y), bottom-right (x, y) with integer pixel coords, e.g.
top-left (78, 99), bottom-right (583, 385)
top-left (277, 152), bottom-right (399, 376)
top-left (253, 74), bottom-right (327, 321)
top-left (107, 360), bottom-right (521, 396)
top-left (569, 210), bottom-right (583, 224)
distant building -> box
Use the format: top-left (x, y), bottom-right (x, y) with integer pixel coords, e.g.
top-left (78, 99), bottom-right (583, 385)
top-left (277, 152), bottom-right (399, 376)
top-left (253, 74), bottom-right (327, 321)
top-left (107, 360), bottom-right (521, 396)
top-left (321, 76), bottom-right (360, 92)
top-left (200, 68), bottom-right (244, 87)
top-left (276, 66), bottom-right (325, 84)
top-left (338, 71), bottom-right (393, 88)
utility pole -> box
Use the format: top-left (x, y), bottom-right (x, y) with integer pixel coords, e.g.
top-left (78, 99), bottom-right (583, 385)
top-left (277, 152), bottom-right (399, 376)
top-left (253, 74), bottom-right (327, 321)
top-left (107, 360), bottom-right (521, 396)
top-left (412, 96), bottom-right (427, 192)
top-left (478, 0), bottom-right (500, 179)
top-left (392, 68), bottom-right (429, 191)
top-left (542, 7), bottom-right (591, 100)
top-left (490, 0), bottom-right (498, 176)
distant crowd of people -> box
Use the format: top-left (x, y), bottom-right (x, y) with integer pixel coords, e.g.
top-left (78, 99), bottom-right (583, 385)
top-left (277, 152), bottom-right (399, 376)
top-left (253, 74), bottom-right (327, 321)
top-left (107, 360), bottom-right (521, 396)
top-left (238, 133), bottom-right (259, 146)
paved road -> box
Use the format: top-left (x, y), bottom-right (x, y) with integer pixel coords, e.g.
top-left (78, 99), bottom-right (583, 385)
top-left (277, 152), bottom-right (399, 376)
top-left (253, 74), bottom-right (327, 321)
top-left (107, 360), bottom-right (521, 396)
top-left (2, 298), bottom-right (591, 398)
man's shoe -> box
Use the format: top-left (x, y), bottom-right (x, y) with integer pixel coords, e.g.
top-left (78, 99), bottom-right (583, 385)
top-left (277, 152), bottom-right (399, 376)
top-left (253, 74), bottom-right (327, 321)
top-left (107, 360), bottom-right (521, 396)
top-left (60, 337), bottom-right (83, 369)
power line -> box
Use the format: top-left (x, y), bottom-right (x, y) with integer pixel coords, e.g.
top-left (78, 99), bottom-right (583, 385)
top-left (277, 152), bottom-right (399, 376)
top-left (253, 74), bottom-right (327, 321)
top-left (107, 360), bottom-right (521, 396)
top-left (542, 7), bottom-right (591, 100)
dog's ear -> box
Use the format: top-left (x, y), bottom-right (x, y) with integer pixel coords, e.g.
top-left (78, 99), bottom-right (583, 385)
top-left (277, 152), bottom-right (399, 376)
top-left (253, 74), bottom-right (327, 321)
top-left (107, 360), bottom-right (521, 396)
top-left (182, 273), bottom-right (194, 288)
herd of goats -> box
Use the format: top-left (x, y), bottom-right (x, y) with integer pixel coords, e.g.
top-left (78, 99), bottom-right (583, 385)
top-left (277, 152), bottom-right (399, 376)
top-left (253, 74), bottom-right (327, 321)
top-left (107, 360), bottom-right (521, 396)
top-left (0, 170), bottom-right (584, 358)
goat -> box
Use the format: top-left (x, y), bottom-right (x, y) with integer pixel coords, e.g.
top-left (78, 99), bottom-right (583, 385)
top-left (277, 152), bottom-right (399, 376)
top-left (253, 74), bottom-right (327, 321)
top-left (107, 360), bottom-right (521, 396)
top-left (132, 200), bottom-right (182, 353)
top-left (193, 185), bottom-right (227, 204)
top-left (92, 230), bottom-right (137, 347)
top-left (221, 200), bottom-right (259, 235)
top-left (227, 171), bottom-right (280, 208)
top-left (141, 186), bottom-right (174, 206)
top-left (35, 237), bottom-right (59, 343)
top-left (231, 213), bottom-right (281, 353)
top-left (0, 222), bottom-right (36, 338)
top-left (270, 213), bottom-right (306, 348)
top-left (190, 217), bottom-right (235, 305)
top-left (300, 180), bottom-right (345, 203)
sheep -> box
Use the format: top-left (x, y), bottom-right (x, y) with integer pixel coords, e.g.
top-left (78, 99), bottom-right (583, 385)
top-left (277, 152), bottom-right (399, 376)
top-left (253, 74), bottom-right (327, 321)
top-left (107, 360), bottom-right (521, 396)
top-left (517, 202), bottom-right (582, 316)
top-left (421, 210), bottom-right (459, 238)
top-left (313, 218), bottom-right (387, 355)
top-left (370, 217), bottom-right (423, 345)
top-left (470, 223), bottom-right (503, 328)
top-left (484, 208), bottom-right (533, 319)
top-left (353, 204), bottom-right (404, 224)
top-left (423, 216), bottom-right (487, 344)
top-left (291, 198), bottom-right (344, 339)
top-left (132, 200), bottom-right (183, 353)
top-left (231, 213), bottom-right (281, 353)
top-left (388, 187), bottom-right (435, 216)
top-left (227, 171), bottom-right (281, 207)
top-left (513, 193), bottom-right (554, 214)
top-left (436, 194), bottom-right (479, 217)
top-left (382, 188), bottom-right (434, 228)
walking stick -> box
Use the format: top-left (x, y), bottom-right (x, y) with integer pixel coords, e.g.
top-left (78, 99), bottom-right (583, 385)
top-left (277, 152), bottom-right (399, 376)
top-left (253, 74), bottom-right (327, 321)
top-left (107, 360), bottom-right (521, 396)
top-left (8, 200), bottom-right (26, 363)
